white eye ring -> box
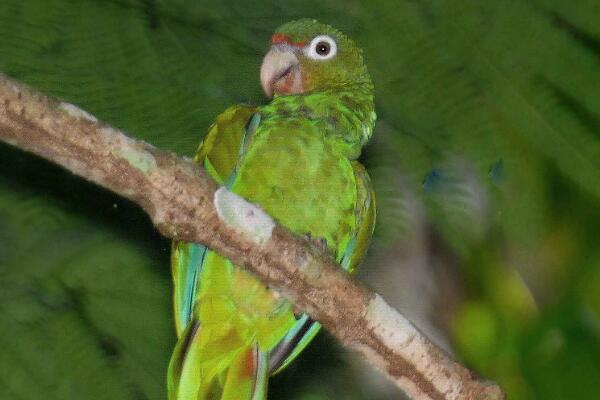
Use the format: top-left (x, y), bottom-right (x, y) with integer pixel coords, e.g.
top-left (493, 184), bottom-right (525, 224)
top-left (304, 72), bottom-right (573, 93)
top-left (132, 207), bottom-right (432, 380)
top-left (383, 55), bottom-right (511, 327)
top-left (305, 35), bottom-right (337, 60)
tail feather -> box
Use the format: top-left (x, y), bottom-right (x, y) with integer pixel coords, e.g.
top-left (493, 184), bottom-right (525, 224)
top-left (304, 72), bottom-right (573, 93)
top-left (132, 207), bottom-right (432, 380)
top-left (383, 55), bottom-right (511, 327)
top-left (221, 348), bottom-right (268, 400)
top-left (168, 319), bottom-right (269, 400)
top-left (168, 320), bottom-right (200, 398)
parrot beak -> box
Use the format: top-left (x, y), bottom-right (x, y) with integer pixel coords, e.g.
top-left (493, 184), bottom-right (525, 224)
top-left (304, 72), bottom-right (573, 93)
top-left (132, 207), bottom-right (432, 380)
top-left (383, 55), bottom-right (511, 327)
top-left (260, 46), bottom-right (302, 98)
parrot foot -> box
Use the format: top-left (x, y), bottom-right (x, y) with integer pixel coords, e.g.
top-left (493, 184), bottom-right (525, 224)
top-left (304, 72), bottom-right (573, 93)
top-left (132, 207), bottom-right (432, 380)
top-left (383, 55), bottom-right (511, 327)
top-left (304, 233), bottom-right (329, 255)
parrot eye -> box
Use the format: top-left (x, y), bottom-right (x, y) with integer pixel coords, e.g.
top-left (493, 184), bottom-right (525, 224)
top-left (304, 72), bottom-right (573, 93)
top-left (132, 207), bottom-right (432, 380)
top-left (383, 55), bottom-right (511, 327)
top-left (305, 35), bottom-right (337, 60)
top-left (316, 42), bottom-right (330, 55)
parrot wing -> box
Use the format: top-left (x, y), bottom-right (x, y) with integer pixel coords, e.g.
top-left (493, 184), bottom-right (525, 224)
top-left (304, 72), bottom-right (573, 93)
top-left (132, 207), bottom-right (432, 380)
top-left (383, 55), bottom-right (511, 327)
top-left (268, 160), bottom-right (376, 374)
top-left (169, 104), bottom-right (270, 400)
top-left (171, 104), bottom-right (257, 336)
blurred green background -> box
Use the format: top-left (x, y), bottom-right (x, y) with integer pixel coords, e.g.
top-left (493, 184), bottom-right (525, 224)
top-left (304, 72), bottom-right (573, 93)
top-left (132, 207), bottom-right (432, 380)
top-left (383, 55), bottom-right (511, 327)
top-left (1, 1), bottom-right (599, 399)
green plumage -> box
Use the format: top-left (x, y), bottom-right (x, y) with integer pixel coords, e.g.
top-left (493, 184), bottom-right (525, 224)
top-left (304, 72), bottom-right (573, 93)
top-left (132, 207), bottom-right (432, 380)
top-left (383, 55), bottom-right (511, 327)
top-left (168, 19), bottom-right (376, 400)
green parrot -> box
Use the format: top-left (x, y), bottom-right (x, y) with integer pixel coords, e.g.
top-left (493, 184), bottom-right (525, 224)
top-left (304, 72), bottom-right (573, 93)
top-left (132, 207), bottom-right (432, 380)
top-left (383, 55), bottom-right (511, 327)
top-left (168, 19), bottom-right (376, 400)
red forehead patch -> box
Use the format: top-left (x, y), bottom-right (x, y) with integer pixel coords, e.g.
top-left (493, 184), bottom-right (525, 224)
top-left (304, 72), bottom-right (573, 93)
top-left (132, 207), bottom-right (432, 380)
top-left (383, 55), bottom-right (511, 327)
top-left (271, 33), bottom-right (306, 47)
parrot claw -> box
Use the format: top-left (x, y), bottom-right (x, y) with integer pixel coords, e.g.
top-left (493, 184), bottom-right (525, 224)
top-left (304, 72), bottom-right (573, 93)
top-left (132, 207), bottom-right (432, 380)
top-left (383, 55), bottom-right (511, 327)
top-left (315, 237), bottom-right (328, 253)
top-left (304, 233), bottom-right (329, 254)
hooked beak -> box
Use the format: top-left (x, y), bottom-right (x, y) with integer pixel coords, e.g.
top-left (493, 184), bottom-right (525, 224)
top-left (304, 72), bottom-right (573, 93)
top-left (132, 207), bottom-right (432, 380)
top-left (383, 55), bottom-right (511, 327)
top-left (260, 46), bottom-right (301, 98)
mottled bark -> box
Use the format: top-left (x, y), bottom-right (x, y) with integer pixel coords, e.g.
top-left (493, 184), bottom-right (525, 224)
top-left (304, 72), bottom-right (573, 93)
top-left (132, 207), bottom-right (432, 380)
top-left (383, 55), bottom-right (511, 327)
top-left (0, 73), bottom-right (504, 400)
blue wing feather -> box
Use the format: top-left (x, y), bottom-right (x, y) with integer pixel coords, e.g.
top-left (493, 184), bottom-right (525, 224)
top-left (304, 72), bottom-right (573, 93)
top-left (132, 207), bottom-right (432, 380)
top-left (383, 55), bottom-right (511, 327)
top-left (181, 244), bottom-right (207, 331)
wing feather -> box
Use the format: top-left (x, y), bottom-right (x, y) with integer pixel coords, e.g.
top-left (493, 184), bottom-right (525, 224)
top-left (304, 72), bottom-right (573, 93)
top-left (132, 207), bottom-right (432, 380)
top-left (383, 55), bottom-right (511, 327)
top-left (268, 160), bottom-right (376, 374)
top-left (172, 104), bottom-right (257, 336)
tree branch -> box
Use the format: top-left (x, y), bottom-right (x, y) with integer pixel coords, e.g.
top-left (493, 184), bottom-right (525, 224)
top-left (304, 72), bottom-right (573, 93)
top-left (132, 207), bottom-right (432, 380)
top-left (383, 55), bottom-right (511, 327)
top-left (0, 73), bottom-right (504, 400)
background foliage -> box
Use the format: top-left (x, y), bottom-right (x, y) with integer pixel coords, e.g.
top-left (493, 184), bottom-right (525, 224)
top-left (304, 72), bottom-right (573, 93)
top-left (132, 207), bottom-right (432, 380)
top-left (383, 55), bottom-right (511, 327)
top-left (1, 1), bottom-right (599, 399)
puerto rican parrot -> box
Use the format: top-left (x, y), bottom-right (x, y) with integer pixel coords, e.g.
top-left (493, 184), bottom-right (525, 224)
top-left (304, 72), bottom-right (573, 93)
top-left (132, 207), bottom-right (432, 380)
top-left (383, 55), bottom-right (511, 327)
top-left (168, 19), bottom-right (376, 400)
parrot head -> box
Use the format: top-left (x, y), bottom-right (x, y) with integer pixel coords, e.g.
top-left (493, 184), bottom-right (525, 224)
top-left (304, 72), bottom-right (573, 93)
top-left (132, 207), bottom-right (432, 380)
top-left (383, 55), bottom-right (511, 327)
top-left (260, 19), bottom-right (372, 98)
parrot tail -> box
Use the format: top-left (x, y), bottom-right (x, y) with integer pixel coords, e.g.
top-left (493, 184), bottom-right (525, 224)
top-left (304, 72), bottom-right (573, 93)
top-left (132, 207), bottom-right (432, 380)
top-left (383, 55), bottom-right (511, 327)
top-left (167, 319), bottom-right (269, 400)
